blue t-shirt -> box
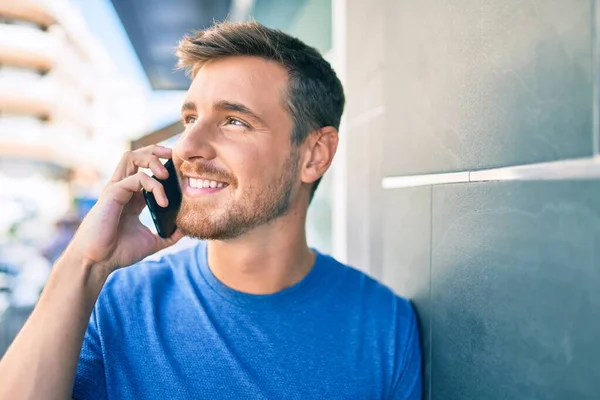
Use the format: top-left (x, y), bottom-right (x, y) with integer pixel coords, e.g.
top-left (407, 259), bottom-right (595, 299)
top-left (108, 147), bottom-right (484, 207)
top-left (73, 242), bottom-right (421, 399)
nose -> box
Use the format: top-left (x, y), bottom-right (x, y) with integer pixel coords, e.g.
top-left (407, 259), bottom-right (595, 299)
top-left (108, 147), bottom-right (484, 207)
top-left (173, 120), bottom-right (218, 162)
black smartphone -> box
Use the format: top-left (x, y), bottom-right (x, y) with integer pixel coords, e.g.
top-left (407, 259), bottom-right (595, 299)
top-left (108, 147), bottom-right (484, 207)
top-left (143, 159), bottom-right (182, 238)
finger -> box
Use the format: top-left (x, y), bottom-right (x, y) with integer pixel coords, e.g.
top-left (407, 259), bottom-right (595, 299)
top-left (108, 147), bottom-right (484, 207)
top-left (111, 151), bottom-right (169, 182)
top-left (133, 144), bottom-right (172, 158)
top-left (170, 229), bottom-right (184, 243)
top-left (149, 145), bottom-right (172, 159)
top-left (111, 151), bottom-right (136, 182)
top-left (111, 171), bottom-right (169, 207)
top-left (162, 228), bottom-right (184, 246)
top-left (148, 158), bottom-right (169, 180)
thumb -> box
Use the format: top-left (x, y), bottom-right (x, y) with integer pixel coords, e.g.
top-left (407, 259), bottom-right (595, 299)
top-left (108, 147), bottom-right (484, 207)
top-left (154, 228), bottom-right (185, 252)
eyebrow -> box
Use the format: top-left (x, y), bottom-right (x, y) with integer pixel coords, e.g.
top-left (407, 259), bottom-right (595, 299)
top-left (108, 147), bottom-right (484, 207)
top-left (214, 100), bottom-right (265, 125)
top-left (181, 101), bottom-right (196, 114)
top-left (180, 100), bottom-right (265, 124)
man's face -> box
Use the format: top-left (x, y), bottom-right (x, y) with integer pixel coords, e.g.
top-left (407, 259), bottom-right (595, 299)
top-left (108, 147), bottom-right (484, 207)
top-left (173, 56), bottom-right (300, 240)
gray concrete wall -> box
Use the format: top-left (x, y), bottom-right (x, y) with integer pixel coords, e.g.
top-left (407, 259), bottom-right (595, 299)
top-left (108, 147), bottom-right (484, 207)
top-left (340, 0), bottom-right (600, 398)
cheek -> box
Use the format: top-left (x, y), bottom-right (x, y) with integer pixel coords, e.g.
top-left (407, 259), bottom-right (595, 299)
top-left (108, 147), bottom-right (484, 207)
top-left (221, 138), bottom-right (290, 189)
top-left (237, 156), bottom-right (265, 186)
top-left (233, 148), bottom-right (281, 189)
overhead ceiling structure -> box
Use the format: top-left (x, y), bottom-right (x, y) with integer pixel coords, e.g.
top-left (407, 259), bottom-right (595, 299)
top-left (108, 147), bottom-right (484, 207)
top-left (110, 0), bottom-right (311, 90)
top-left (110, 0), bottom-right (232, 90)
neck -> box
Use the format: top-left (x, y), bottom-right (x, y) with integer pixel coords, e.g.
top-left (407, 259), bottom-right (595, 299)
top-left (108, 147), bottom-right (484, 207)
top-left (206, 202), bottom-right (315, 295)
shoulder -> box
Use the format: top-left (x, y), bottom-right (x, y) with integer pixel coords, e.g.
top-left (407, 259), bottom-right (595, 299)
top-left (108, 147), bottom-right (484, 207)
top-left (321, 253), bottom-right (419, 361)
top-left (95, 243), bottom-right (203, 311)
top-left (321, 254), bottom-right (421, 392)
top-left (321, 253), bottom-right (416, 325)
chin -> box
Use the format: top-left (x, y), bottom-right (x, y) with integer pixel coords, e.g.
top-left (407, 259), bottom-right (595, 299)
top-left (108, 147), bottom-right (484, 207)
top-left (175, 206), bottom-right (246, 241)
top-left (177, 208), bottom-right (220, 240)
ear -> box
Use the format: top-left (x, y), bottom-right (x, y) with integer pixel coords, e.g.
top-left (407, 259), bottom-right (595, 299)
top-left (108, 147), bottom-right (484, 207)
top-left (300, 126), bottom-right (339, 185)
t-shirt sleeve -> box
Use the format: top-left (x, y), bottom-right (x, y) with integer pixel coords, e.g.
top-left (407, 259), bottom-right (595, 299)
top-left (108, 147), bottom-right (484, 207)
top-left (391, 302), bottom-right (423, 399)
top-left (72, 307), bottom-right (108, 400)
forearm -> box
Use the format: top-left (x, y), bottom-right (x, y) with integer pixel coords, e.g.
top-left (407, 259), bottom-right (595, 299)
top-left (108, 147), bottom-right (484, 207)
top-left (0, 250), bottom-right (108, 400)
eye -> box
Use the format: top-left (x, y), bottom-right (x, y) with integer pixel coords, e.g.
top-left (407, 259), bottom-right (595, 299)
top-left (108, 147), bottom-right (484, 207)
top-left (226, 117), bottom-right (249, 128)
top-left (183, 116), bottom-right (197, 126)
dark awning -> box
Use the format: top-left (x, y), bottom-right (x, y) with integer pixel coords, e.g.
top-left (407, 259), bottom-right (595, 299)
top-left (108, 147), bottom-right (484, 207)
top-left (110, 0), bottom-right (309, 90)
top-left (110, 0), bottom-right (232, 90)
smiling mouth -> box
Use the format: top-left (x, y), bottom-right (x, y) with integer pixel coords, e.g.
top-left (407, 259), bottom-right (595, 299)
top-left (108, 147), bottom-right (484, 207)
top-left (187, 177), bottom-right (229, 189)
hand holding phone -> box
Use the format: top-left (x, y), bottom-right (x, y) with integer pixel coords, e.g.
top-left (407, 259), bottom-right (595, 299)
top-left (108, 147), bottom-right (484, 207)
top-left (66, 146), bottom-right (183, 273)
top-left (143, 159), bottom-right (182, 238)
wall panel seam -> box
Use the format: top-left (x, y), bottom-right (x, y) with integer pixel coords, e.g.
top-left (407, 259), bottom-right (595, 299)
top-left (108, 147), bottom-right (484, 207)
top-left (427, 185), bottom-right (434, 400)
top-left (594, 0), bottom-right (600, 154)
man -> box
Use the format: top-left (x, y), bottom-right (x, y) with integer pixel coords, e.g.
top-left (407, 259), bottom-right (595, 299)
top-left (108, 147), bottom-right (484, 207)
top-left (0, 21), bottom-right (421, 399)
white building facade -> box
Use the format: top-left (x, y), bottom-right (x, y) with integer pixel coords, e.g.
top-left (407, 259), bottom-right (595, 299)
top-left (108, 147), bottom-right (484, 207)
top-left (0, 0), bottom-right (147, 232)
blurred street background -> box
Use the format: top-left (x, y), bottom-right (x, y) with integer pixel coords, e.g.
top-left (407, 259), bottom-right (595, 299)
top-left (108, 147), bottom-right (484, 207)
top-left (1, 0), bottom-right (599, 398)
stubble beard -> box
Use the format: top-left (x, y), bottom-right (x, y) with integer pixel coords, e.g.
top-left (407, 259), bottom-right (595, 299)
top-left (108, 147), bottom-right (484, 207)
top-left (176, 148), bottom-right (299, 241)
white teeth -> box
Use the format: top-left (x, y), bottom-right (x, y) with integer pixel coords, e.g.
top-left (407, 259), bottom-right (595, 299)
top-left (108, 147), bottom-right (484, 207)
top-left (189, 177), bottom-right (227, 189)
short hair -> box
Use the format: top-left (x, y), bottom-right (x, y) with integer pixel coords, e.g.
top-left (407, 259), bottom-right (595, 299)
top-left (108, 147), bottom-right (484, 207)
top-left (176, 21), bottom-right (345, 202)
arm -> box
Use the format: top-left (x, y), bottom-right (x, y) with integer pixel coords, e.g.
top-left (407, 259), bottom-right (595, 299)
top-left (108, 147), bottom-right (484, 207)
top-left (0, 146), bottom-right (183, 400)
top-left (391, 303), bottom-right (423, 400)
top-left (0, 251), bottom-right (107, 400)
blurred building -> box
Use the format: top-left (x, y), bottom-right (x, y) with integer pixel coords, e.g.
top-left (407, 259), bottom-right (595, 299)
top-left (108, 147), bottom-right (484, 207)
top-left (0, 0), bottom-right (151, 346)
top-left (0, 0), bottom-right (147, 236)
